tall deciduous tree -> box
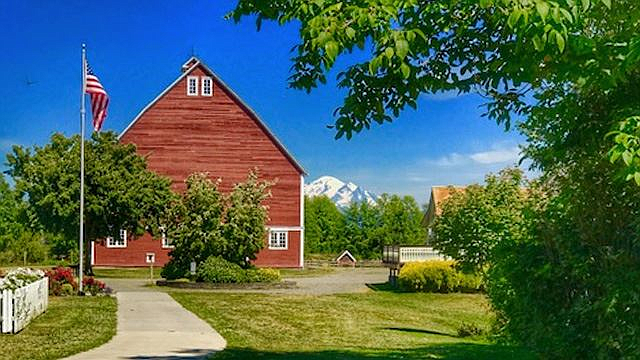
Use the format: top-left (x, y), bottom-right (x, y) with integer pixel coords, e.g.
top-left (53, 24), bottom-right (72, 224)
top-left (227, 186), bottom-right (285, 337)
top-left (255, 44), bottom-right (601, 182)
top-left (224, 170), bottom-right (274, 267)
top-left (6, 132), bottom-right (176, 269)
top-left (304, 195), bottom-right (345, 254)
top-left (163, 170), bottom-right (273, 279)
top-left (342, 200), bottom-right (381, 259)
top-left (375, 194), bottom-right (426, 248)
top-left (164, 173), bottom-right (226, 275)
top-left (432, 168), bottom-right (528, 272)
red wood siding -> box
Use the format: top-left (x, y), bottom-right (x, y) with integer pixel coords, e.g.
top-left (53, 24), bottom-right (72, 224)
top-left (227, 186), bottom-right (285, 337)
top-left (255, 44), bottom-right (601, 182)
top-left (253, 231), bottom-right (301, 268)
top-left (93, 234), bottom-right (171, 267)
top-left (96, 63), bottom-right (303, 268)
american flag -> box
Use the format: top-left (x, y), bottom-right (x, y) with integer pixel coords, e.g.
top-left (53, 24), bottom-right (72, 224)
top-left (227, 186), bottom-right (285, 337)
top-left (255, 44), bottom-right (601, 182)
top-left (85, 62), bottom-right (109, 132)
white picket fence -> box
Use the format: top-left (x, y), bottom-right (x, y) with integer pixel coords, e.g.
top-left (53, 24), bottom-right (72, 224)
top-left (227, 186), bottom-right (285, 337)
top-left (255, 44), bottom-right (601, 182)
top-left (0, 277), bottom-right (49, 333)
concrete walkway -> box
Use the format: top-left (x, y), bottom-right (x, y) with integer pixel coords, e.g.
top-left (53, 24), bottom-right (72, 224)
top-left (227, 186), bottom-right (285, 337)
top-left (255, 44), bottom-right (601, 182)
top-left (65, 290), bottom-right (226, 360)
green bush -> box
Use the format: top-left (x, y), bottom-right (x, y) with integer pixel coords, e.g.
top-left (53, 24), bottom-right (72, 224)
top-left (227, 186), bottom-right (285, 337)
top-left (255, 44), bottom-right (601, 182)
top-left (457, 272), bottom-right (484, 293)
top-left (246, 268), bottom-right (281, 283)
top-left (397, 260), bottom-right (484, 293)
top-left (457, 322), bottom-right (485, 337)
top-left (196, 256), bottom-right (246, 283)
top-left (60, 283), bottom-right (75, 296)
top-left (195, 256), bottom-right (282, 284)
top-left (161, 259), bottom-right (189, 280)
top-left (398, 260), bottom-right (459, 293)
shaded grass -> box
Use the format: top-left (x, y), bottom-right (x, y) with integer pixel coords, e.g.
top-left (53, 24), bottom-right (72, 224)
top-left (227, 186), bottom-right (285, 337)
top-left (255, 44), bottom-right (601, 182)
top-left (93, 266), bottom-right (157, 279)
top-left (0, 296), bottom-right (117, 360)
top-left (170, 291), bottom-right (535, 359)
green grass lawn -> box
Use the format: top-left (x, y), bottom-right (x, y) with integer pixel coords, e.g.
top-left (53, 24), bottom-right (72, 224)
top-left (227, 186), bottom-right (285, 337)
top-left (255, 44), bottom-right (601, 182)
top-left (0, 296), bottom-right (117, 360)
top-left (170, 291), bottom-right (535, 359)
top-left (93, 266), bottom-right (157, 279)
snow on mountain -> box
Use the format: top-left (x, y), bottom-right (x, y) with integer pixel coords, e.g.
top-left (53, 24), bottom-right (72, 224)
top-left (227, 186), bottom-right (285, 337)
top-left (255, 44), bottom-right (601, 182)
top-left (305, 176), bottom-right (377, 208)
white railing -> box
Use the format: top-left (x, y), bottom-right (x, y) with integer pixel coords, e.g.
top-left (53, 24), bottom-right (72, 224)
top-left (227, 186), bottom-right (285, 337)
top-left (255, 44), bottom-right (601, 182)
top-left (1, 277), bottom-right (49, 333)
top-left (400, 247), bottom-right (444, 263)
top-left (383, 245), bottom-right (446, 266)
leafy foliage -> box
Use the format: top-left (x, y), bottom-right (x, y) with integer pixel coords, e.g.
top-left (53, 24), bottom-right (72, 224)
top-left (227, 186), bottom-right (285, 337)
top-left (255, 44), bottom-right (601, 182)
top-left (223, 170), bottom-right (274, 267)
top-left (164, 170), bottom-right (273, 276)
top-left (165, 173), bottom-right (225, 275)
top-left (432, 168), bottom-right (528, 272)
top-left (196, 256), bottom-right (246, 283)
top-left (46, 267), bottom-right (78, 296)
top-left (304, 194), bottom-right (425, 259)
top-left (375, 194), bottom-right (426, 247)
top-left (341, 200), bottom-right (382, 258)
top-left (398, 260), bottom-right (483, 293)
top-left (304, 195), bottom-right (345, 254)
top-left (5, 132), bottom-right (176, 264)
top-left (230, 0), bottom-right (634, 139)
top-left (195, 256), bottom-right (282, 284)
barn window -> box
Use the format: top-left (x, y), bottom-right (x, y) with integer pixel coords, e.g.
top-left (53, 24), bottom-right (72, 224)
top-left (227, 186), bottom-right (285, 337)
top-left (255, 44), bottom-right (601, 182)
top-left (201, 76), bottom-right (212, 96)
top-left (106, 229), bottom-right (127, 248)
top-left (160, 226), bottom-right (173, 248)
top-left (187, 76), bottom-right (198, 96)
top-left (269, 230), bottom-right (288, 250)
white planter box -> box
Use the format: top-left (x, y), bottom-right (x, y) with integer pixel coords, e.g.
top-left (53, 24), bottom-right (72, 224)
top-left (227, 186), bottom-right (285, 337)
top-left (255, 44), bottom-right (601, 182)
top-left (0, 277), bottom-right (49, 333)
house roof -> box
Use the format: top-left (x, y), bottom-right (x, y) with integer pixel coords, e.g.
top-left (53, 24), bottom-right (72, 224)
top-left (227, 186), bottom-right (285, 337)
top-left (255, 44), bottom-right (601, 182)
top-left (119, 56), bottom-right (307, 175)
top-left (336, 250), bottom-right (356, 262)
top-left (430, 186), bottom-right (466, 216)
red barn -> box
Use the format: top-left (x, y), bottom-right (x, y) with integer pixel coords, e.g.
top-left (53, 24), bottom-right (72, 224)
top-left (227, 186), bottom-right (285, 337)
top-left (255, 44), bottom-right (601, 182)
top-left (91, 56), bottom-right (306, 268)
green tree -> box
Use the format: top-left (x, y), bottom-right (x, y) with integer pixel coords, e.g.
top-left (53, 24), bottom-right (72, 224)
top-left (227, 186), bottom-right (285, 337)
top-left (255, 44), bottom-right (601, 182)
top-left (230, 0), bottom-right (636, 138)
top-left (304, 195), bottom-right (345, 254)
top-left (163, 170), bottom-right (274, 278)
top-left (6, 132), bottom-right (175, 269)
top-left (432, 168), bottom-right (528, 272)
top-left (223, 169), bottom-right (274, 267)
top-left (164, 173), bottom-right (225, 277)
top-left (376, 194), bottom-right (426, 248)
top-left (0, 175), bottom-right (23, 251)
top-left (229, 1), bottom-right (640, 356)
top-left (342, 200), bottom-right (381, 259)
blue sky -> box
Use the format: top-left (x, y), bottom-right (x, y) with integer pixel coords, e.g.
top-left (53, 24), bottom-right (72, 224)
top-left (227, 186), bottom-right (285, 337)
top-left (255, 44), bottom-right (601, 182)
top-left (0, 1), bottom-right (528, 205)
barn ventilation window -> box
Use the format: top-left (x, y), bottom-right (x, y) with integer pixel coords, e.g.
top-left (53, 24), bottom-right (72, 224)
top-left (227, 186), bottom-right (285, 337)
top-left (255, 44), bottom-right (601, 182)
top-left (201, 76), bottom-right (212, 96)
top-left (269, 230), bottom-right (288, 250)
top-left (187, 76), bottom-right (198, 96)
top-left (107, 229), bottom-right (127, 248)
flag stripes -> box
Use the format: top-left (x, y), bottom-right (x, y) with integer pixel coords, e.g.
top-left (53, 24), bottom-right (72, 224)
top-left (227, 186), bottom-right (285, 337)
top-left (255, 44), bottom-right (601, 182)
top-left (85, 62), bottom-right (109, 131)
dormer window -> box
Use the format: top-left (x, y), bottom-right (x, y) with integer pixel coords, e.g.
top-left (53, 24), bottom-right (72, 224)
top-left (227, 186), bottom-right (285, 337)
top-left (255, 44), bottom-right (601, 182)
top-left (201, 77), bottom-right (212, 96)
top-left (187, 76), bottom-right (198, 96)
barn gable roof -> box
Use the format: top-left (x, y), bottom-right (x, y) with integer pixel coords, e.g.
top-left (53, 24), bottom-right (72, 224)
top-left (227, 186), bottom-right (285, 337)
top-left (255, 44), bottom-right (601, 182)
top-left (119, 56), bottom-right (306, 175)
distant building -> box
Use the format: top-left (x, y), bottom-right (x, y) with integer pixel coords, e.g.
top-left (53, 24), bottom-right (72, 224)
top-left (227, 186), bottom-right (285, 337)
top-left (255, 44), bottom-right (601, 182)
top-left (422, 186), bottom-right (465, 243)
top-left (92, 56), bottom-right (306, 268)
top-left (335, 250), bottom-right (356, 267)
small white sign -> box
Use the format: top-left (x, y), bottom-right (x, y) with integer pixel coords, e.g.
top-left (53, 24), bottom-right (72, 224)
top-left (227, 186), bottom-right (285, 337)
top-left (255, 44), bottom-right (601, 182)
top-left (190, 261), bottom-right (196, 275)
top-left (145, 252), bottom-right (156, 264)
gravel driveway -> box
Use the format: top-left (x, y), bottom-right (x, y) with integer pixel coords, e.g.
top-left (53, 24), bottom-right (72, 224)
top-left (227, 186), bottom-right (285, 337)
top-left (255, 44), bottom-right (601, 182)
top-left (100, 267), bottom-right (390, 296)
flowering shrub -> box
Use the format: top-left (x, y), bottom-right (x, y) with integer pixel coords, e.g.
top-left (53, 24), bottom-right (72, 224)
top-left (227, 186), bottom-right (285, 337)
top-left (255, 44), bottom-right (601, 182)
top-left (82, 277), bottom-right (109, 296)
top-left (45, 267), bottom-right (77, 296)
top-left (0, 268), bottom-right (45, 291)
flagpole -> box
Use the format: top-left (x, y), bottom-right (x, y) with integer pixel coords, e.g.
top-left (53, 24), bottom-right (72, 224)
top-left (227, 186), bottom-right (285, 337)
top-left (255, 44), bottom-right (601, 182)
top-left (79, 43), bottom-right (86, 294)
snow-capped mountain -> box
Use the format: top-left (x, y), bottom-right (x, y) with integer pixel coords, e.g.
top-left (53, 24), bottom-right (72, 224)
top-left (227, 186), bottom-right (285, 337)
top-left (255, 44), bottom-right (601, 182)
top-left (305, 176), bottom-right (377, 208)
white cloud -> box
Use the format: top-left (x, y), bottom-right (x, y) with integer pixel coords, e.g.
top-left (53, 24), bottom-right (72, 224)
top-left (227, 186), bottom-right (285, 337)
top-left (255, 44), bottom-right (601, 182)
top-left (469, 146), bottom-right (521, 164)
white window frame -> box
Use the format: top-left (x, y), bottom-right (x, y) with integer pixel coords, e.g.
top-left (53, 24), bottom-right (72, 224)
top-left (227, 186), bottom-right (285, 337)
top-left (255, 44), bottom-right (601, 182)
top-left (160, 226), bottom-right (173, 249)
top-left (201, 76), bottom-right (212, 96)
top-left (106, 229), bottom-right (127, 248)
top-left (269, 230), bottom-right (288, 250)
top-left (187, 76), bottom-right (198, 96)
